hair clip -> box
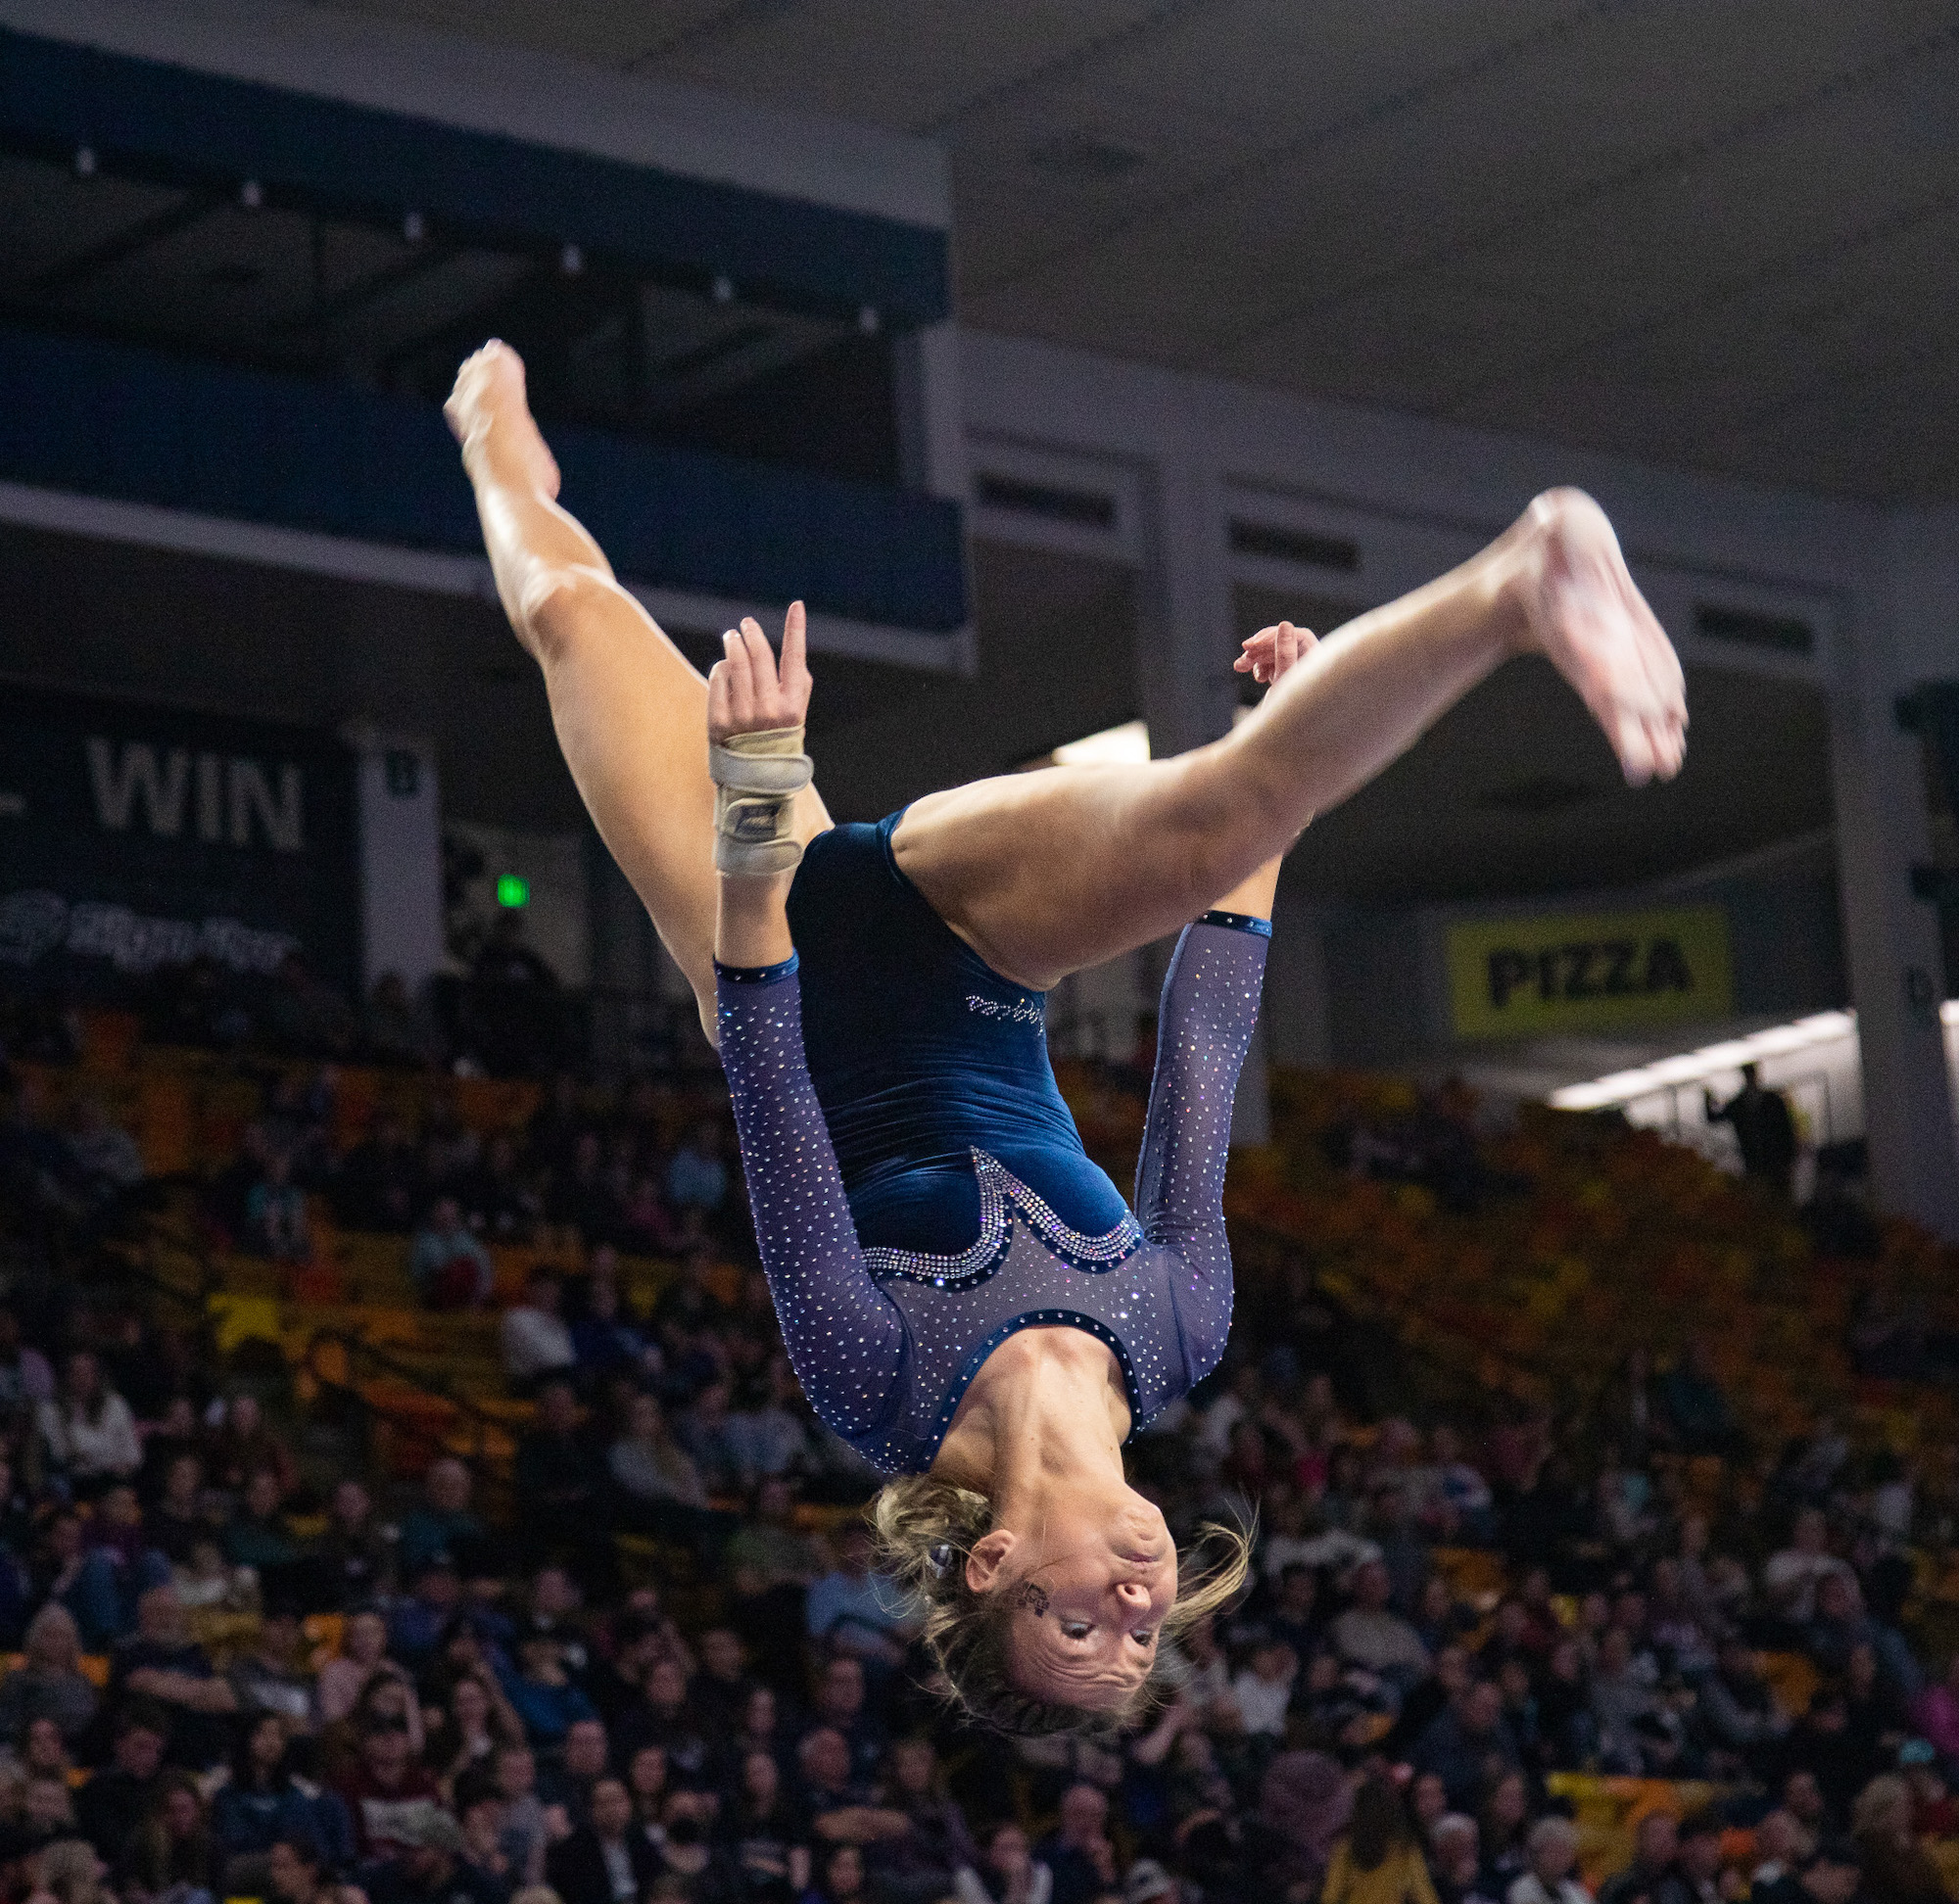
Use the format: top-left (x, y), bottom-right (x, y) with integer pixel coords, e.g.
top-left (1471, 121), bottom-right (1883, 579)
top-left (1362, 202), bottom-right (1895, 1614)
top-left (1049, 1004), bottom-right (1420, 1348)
top-left (927, 1541), bottom-right (953, 1580)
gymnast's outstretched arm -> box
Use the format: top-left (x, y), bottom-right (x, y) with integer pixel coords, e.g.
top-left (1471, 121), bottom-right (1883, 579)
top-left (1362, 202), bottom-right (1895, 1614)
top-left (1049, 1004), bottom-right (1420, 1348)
top-left (1134, 913), bottom-right (1271, 1387)
top-left (708, 629), bottom-right (906, 1445)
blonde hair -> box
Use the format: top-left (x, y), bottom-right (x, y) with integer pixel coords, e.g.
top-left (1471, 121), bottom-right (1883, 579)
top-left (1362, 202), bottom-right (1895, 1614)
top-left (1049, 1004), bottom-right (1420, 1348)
top-left (24, 1603), bottom-right (80, 1669)
top-left (37, 1840), bottom-right (108, 1904)
top-left (1852, 1774), bottom-right (1911, 1840)
top-left (870, 1476), bottom-right (1250, 1738)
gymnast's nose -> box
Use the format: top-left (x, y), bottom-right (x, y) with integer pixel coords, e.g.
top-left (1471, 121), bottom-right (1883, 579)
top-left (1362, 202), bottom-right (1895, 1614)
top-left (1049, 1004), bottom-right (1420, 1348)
top-left (1116, 1579), bottom-right (1150, 1611)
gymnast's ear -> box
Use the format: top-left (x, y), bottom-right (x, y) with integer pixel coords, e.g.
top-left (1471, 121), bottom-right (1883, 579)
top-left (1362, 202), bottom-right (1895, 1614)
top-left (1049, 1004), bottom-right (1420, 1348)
top-left (965, 1529), bottom-right (1016, 1594)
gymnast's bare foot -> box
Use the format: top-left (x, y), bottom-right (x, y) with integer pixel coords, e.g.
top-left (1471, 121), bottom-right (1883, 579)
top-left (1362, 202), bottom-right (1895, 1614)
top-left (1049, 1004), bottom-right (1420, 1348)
top-left (445, 340), bottom-right (561, 500)
top-left (1507, 487), bottom-right (1687, 786)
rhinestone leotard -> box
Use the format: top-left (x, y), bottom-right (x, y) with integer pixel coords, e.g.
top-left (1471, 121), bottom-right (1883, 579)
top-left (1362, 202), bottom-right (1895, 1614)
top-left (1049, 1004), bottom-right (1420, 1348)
top-left (716, 914), bottom-right (1269, 1474)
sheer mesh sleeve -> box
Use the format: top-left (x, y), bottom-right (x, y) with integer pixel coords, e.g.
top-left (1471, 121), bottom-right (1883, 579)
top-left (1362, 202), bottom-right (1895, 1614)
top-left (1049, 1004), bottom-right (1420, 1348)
top-left (1132, 913), bottom-right (1270, 1385)
top-left (716, 958), bottom-right (907, 1443)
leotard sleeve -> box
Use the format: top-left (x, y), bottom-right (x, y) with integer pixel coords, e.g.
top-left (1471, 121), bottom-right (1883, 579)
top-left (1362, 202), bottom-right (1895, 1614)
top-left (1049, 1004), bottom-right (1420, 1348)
top-left (1132, 911), bottom-right (1270, 1386)
top-left (716, 956), bottom-right (907, 1443)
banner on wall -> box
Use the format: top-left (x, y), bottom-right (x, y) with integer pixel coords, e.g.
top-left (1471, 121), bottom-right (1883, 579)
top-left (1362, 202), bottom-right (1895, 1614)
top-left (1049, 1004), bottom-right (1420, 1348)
top-left (0, 685), bottom-right (358, 996)
top-left (1447, 904), bottom-right (1734, 1041)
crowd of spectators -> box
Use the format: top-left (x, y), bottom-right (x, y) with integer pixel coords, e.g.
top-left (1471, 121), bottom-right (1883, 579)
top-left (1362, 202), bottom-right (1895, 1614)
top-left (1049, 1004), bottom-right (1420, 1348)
top-left (5, 1008), bottom-right (1959, 1904)
top-left (0, 901), bottom-right (625, 1085)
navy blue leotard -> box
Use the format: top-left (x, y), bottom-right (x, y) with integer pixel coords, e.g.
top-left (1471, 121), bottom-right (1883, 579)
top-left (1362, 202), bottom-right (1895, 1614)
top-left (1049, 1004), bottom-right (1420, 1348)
top-left (722, 811), bottom-right (1269, 1474)
top-left (783, 814), bottom-right (1128, 1255)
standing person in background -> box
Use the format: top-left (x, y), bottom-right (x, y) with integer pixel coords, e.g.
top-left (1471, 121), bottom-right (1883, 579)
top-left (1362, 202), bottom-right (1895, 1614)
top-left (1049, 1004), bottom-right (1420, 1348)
top-left (1704, 1066), bottom-right (1798, 1200)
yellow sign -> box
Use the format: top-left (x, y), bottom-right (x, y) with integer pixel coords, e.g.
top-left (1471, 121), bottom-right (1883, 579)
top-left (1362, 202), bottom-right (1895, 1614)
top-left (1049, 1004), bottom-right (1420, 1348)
top-left (1447, 905), bottom-right (1733, 1040)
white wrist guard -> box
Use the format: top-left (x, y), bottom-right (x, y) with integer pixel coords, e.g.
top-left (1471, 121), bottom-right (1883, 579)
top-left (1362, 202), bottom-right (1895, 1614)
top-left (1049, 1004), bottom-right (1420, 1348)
top-left (709, 726), bottom-right (813, 875)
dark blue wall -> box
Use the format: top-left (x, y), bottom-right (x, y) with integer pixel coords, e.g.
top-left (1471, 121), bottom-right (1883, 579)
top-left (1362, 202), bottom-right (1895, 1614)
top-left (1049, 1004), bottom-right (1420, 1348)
top-left (0, 26), bottom-right (949, 327)
top-left (0, 327), bottom-right (968, 631)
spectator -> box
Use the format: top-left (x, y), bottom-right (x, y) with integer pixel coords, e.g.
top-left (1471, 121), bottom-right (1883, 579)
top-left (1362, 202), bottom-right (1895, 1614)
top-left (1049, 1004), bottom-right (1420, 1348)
top-left (0, 1603), bottom-right (98, 1743)
top-left (110, 1585), bottom-right (237, 1769)
top-left (318, 1608), bottom-right (398, 1724)
top-left (544, 1775), bottom-right (660, 1904)
top-left (1704, 1065), bottom-right (1798, 1198)
top-left (225, 1467), bottom-right (303, 1574)
top-left (1753, 1842), bottom-right (1864, 1904)
top-left (366, 1807), bottom-right (506, 1904)
top-left (0, 1306), bottom-right (55, 1424)
top-left (804, 1522), bottom-right (917, 1673)
top-left (337, 1115), bottom-right (424, 1232)
top-left (665, 1120), bottom-right (728, 1218)
top-left (1321, 1774), bottom-right (1437, 1904)
top-left (500, 1635), bottom-right (596, 1751)
top-left (37, 1838), bottom-right (118, 1904)
top-left (867, 1737), bottom-right (976, 1903)
top-left (1655, 1340), bottom-right (1739, 1457)
top-left (228, 1605), bottom-right (319, 1730)
top-left (676, 1381), bottom-right (746, 1499)
top-left (1413, 1678), bottom-right (1521, 1812)
top-left (1255, 1750), bottom-right (1351, 1901)
top-left (212, 1711), bottom-right (356, 1884)
top-left (1598, 1813), bottom-right (1677, 1904)
top-left (245, 1153), bottom-right (312, 1264)
top-left (718, 1747), bottom-right (811, 1899)
top-left (35, 1352), bottom-right (142, 1497)
top-left (954, 1821), bottom-right (1050, 1904)
top-left (1034, 1784), bottom-right (1120, 1904)
top-left (75, 1701), bottom-right (171, 1871)
top-left (66, 1099), bottom-right (146, 1212)
top-left (264, 1833), bottom-right (338, 1904)
top-left (1433, 1815), bottom-right (1494, 1904)
top-left (412, 1197), bottom-right (495, 1310)
top-left (119, 1771), bottom-right (218, 1904)
top-left (502, 1269), bottom-right (577, 1391)
top-left (488, 1745), bottom-right (549, 1888)
top-left (513, 1383), bottom-right (607, 1567)
top-left (400, 1459), bottom-right (487, 1580)
top-left (1508, 1818), bottom-right (1590, 1904)
top-left (311, 1476), bottom-right (394, 1611)
top-left (1230, 1639), bottom-right (1298, 1737)
top-left (336, 1719), bottom-right (443, 1863)
top-left (1850, 1776), bottom-right (1948, 1904)
top-left (729, 1354), bottom-right (812, 1484)
top-left (608, 1393), bottom-right (711, 1525)
top-left (570, 1254), bottom-right (656, 1385)
top-left (1330, 1559), bottom-right (1431, 1689)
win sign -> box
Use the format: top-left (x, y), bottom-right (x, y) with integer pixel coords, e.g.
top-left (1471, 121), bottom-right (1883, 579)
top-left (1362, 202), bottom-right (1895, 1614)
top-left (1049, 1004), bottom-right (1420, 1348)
top-left (0, 687), bottom-right (358, 993)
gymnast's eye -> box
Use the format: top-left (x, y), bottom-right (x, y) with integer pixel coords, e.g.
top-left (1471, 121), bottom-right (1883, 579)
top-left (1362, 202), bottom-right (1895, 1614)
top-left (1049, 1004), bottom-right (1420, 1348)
top-left (1132, 1630), bottom-right (1156, 1646)
top-left (1061, 1622), bottom-right (1092, 1642)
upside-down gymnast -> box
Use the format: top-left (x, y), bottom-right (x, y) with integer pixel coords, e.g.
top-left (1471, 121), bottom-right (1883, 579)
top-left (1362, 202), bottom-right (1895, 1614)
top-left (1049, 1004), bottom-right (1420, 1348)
top-left (444, 341), bottom-right (1686, 1734)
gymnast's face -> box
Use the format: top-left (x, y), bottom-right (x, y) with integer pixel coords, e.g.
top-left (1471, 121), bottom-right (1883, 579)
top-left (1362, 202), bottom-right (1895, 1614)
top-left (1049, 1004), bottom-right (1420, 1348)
top-left (972, 1498), bottom-right (1177, 1708)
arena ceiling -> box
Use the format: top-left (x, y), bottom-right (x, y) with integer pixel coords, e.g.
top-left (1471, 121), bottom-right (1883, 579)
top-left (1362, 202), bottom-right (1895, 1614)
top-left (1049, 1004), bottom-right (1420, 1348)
top-left (311, 0), bottom-right (1959, 503)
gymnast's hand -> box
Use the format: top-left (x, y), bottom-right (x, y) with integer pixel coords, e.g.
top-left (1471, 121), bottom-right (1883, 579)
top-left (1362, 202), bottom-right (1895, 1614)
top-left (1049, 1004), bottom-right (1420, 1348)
top-left (1232, 619), bottom-right (1318, 686)
top-left (707, 601), bottom-right (813, 744)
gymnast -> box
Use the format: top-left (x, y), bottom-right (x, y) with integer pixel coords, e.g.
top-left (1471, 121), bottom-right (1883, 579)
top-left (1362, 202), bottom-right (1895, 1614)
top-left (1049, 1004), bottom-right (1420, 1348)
top-left (444, 341), bottom-right (1685, 1732)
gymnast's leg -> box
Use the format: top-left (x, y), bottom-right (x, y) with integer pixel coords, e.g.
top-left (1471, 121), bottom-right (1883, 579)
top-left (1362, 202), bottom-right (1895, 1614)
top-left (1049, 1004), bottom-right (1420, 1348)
top-left (894, 490), bottom-right (1686, 989)
top-left (444, 342), bottom-right (830, 1027)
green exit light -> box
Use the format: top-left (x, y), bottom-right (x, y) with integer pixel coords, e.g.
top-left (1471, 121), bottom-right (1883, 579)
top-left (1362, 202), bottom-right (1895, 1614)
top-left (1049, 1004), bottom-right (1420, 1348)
top-left (495, 874), bottom-right (530, 909)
